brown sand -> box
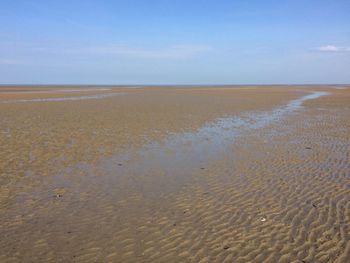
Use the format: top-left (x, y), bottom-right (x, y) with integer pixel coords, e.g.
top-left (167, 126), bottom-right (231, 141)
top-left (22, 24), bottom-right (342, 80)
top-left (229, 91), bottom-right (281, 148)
top-left (0, 85), bottom-right (349, 262)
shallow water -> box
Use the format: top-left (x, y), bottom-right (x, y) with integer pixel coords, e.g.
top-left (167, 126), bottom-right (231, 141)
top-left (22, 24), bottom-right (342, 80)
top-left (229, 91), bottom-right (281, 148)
top-left (95, 91), bottom-right (331, 196)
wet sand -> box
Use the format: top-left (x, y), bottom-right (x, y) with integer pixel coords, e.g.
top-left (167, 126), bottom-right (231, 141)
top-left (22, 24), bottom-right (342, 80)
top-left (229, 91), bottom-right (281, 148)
top-left (0, 85), bottom-right (349, 262)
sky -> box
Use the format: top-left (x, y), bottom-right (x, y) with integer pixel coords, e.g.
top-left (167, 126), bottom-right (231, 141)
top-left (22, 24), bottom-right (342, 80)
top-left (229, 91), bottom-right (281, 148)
top-left (0, 0), bottom-right (349, 85)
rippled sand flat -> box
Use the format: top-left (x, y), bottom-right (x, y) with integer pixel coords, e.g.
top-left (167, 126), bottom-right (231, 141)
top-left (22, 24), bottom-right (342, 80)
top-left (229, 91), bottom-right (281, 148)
top-left (0, 85), bottom-right (349, 262)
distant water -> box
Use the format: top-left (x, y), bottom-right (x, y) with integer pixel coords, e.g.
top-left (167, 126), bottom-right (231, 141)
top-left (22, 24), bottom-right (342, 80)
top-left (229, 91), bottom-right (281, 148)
top-left (0, 88), bottom-right (113, 94)
top-left (1, 93), bottom-right (123, 103)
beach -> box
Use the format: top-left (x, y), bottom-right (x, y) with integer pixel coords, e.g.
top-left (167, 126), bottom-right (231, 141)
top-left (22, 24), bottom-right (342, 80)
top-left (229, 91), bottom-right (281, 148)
top-left (0, 85), bottom-right (349, 262)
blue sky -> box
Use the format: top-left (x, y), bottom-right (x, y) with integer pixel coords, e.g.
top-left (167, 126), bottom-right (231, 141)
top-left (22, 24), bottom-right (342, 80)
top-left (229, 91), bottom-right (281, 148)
top-left (0, 0), bottom-right (349, 84)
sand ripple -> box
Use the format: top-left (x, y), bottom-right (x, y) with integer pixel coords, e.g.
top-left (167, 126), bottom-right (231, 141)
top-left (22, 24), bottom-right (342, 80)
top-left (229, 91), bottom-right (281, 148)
top-left (0, 87), bottom-right (349, 262)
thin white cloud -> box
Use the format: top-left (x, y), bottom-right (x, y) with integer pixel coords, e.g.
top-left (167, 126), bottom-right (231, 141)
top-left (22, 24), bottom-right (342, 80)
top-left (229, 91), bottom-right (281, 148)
top-left (316, 45), bottom-right (350, 52)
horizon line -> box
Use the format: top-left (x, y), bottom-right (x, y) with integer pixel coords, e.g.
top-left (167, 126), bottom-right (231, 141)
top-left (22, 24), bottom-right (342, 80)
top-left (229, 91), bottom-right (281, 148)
top-left (0, 83), bottom-right (349, 87)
